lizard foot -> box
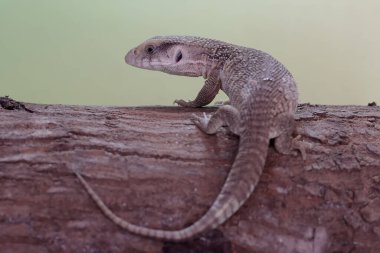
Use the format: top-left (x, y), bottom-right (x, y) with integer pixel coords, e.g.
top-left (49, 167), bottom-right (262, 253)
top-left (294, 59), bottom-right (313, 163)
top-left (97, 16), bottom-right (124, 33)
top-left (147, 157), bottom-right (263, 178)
top-left (191, 113), bottom-right (212, 133)
top-left (292, 135), bottom-right (307, 160)
top-left (275, 135), bottom-right (307, 160)
top-left (174, 99), bottom-right (198, 108)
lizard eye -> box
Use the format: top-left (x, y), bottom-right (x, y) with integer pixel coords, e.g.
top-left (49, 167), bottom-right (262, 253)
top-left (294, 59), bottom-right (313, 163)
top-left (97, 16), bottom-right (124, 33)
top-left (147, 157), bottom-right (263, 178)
top-left (175, 51), bottom-right (183, 63)
top-left (145, 45), bottom-right (155, 54)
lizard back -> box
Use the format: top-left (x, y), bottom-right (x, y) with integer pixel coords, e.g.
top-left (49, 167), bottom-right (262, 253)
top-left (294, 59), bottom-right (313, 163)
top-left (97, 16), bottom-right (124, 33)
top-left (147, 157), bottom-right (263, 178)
top-left (74, 35), bottom-right (302, 241)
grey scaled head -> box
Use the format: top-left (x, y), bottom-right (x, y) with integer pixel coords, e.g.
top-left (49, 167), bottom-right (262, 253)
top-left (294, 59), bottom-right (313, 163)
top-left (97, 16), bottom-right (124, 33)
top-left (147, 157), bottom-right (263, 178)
top-left (125, 36), bottom-right (206, 77)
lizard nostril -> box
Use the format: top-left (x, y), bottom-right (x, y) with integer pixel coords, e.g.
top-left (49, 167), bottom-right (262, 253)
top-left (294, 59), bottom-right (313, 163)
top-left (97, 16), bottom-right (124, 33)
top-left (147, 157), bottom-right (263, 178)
top-left (133, 49), bottom-right (137, 55)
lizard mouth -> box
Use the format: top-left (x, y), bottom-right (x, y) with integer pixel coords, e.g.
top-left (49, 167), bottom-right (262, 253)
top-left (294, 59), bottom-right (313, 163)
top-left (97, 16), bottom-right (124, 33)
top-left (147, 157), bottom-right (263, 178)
top-left (125, 49), bottom-right (171, 69)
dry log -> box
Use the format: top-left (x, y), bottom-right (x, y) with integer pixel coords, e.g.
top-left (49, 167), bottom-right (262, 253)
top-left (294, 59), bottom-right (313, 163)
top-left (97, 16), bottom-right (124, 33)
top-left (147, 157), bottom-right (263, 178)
top-left (0, 96), bottom-right (380, 253)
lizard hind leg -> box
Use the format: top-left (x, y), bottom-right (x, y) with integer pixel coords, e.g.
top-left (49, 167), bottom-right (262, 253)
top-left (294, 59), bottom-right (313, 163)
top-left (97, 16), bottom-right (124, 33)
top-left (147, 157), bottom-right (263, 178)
top-left (191, 105), bottom-right (240, 135)
top-left (271, 112), bottom-right (306, 160)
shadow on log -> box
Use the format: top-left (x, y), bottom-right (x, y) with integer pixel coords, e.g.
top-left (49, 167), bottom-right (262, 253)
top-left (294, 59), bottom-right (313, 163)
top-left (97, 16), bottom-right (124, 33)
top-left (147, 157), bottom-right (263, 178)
top-left (0, 96), bottom-right (380, 253)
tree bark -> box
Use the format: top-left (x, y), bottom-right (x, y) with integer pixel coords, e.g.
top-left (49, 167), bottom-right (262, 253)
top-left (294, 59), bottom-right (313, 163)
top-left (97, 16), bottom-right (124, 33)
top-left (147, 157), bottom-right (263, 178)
top-left (0, 96), bottom-right (379, 253)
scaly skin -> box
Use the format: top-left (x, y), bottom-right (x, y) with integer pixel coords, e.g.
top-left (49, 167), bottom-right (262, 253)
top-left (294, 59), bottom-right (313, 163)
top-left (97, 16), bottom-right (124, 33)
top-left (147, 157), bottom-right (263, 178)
top-left (74, 36), bottom-right (304, 241)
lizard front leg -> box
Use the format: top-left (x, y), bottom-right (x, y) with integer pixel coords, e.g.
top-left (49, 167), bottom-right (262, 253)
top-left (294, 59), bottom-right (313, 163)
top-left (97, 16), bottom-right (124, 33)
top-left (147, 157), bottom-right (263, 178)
top-left (175, 73), bottom-right (220, 108)
top-left (191, 105), bottom-right (240, 136)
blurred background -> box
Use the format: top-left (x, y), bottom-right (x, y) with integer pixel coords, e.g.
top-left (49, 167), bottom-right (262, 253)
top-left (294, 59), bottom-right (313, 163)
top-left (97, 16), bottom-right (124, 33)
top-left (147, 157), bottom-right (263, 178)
top-left (0, 0), bottom-right (379, 106)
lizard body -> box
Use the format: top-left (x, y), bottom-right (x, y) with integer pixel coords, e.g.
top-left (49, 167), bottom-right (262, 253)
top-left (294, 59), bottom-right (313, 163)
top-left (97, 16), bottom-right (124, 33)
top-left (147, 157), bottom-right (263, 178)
top-left (74, 36), bottom-right (304, 241)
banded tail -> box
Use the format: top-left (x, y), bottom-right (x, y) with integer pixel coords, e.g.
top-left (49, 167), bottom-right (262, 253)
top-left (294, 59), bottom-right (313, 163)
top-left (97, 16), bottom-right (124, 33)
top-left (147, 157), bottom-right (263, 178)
top-left (74, 87), bottom-right (273, 241)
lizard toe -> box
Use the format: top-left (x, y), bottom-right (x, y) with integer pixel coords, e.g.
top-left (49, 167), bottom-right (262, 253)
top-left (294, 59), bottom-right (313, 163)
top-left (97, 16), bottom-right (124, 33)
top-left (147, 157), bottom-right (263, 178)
top-left (191, 113), bottom-right (209, 131)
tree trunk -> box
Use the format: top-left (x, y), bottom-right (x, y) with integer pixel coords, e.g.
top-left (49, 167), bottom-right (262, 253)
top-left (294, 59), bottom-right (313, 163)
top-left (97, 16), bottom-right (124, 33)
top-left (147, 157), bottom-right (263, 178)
top-left (0, 96), bottom-right (379, 253)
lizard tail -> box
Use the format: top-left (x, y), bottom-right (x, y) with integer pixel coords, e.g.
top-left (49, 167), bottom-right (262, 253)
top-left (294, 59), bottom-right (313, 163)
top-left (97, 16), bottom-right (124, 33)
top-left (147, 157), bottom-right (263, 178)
top-left (74, 86), bottom-right (273, 241)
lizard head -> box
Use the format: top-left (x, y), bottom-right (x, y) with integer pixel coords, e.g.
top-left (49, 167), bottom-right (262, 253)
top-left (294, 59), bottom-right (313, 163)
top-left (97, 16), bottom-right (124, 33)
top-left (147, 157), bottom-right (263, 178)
top-left (125, 36), bottom-right (210, 77)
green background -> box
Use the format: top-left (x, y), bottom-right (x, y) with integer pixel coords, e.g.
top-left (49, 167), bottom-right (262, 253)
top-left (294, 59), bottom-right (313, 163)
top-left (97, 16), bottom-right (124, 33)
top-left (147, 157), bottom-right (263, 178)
top-left (1, 0), bottom-right (379, 106)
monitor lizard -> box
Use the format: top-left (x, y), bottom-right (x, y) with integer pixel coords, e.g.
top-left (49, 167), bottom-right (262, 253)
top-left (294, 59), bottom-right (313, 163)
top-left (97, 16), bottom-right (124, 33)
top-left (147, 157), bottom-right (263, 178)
top-left (74, 35), bottom-right (305, 241)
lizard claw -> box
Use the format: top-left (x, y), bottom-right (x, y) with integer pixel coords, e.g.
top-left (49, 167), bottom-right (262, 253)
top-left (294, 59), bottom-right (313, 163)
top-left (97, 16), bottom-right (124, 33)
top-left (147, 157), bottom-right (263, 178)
top-left (191, 113), bottom-right (210, 131)
top-left (174, 99), bottom-right (195, 107)
top-left (292, 135), bottom-right (307, 160)
top-left (174, 99), bottom-right (183, 106)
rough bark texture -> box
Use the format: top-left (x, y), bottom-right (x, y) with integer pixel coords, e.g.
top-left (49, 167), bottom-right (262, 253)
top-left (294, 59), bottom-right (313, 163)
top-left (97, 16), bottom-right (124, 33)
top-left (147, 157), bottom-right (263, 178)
top-left (0, 96), bottom-right (380, 253)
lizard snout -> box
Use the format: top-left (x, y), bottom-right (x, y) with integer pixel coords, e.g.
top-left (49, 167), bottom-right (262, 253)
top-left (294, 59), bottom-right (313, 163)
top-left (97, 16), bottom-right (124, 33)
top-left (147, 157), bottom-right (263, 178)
top-left (125, 48), bottom-right (137, 65)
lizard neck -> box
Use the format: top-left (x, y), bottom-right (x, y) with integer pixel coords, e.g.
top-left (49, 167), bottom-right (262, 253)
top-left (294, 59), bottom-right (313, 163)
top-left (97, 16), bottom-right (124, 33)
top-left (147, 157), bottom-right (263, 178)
top-left (201, 57), bottom-right (221, 80)
top-left (200, 45), bottom-right (234, 80)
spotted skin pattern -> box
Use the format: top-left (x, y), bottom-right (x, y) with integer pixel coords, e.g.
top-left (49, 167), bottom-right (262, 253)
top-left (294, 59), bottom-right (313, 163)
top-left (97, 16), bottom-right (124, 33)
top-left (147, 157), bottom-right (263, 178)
top-left (74, 36), bottom-right (305, 241)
